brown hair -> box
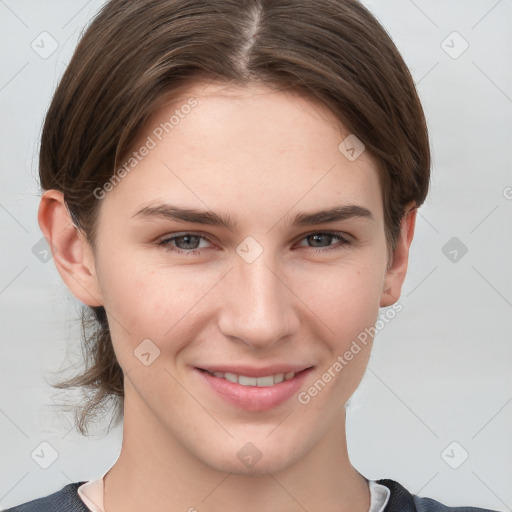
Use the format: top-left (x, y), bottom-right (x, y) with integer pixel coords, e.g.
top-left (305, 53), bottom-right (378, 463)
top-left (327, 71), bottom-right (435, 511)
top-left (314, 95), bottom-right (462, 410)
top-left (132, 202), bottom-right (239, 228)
top-left (41, 0), bottom-right (430, 435)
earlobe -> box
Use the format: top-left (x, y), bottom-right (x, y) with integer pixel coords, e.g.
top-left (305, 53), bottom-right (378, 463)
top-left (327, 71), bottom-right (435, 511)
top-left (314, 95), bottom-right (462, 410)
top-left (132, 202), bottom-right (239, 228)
top-left (37, 190), bottom-right (103, 307)
top-left (380, 202), bottom-right (417, 307)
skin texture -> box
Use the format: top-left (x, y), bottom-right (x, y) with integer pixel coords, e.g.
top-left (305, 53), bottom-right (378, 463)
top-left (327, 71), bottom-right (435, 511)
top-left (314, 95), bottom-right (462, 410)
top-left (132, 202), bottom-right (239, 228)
top-left (39, 80), bottom-right (417, 512)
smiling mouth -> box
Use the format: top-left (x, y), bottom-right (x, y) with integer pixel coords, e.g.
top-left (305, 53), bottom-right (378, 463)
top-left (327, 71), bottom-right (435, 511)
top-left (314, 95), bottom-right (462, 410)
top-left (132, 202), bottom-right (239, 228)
top-left (197, 367), bottom-right (313, 387)
top-left (200, 369), bottom-right (290, 387)
top-left (195, 366), bottom-right (314, 411)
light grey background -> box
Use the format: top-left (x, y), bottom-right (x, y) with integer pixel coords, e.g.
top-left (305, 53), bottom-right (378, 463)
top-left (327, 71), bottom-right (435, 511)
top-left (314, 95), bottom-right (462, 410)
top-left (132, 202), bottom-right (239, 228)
top-left (0, 0), bottom-right (511, 510)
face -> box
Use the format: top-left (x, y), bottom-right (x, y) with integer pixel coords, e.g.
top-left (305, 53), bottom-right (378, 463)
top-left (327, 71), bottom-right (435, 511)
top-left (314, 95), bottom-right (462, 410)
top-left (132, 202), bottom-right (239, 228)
top-left (63, 81), bottom-right (410, 475)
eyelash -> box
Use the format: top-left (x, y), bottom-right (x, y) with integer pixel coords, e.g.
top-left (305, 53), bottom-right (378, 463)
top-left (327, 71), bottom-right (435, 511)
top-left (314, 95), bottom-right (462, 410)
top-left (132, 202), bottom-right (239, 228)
top-left (157, 231), bottom-right (352, 255)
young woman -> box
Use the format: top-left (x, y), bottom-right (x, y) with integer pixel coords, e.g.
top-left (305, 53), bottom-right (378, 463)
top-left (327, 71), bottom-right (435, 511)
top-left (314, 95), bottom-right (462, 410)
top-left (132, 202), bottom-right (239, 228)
top-left (4, 0), bottom-right (501, 511)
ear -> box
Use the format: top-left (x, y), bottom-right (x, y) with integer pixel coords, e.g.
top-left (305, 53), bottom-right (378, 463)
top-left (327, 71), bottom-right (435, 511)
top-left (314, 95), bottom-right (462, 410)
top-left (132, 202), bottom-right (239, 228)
top-left (38, 189), bottom-right (103, 307)
top-left (380, 201), bottom-right (417, 307)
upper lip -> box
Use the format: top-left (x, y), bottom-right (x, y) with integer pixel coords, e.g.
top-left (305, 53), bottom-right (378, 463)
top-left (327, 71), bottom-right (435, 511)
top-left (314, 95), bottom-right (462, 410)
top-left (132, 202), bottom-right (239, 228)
top-left (196, 364), bottom-right (313, 378)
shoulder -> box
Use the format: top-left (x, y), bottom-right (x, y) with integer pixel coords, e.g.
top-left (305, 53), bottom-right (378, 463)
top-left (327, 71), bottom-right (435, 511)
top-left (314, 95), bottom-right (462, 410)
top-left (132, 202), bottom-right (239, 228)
top-left (2, 482), bottom-right (89, 512)
top-left (377, 479), bottom-right (502, 512)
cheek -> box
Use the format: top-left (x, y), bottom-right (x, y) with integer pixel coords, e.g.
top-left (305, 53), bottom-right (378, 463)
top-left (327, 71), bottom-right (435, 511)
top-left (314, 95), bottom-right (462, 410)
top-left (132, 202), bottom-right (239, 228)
top-left (296, 263), bottom-right (383, 407)
top-left (98, 259), bottom-right (215, 354)
top-left (298, 257), bottom-right (386, 339)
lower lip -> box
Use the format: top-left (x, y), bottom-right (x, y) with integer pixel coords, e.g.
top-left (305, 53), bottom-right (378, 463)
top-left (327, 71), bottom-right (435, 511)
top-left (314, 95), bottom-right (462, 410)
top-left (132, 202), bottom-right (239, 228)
top-left (195, 367), bottom-right (313, 411)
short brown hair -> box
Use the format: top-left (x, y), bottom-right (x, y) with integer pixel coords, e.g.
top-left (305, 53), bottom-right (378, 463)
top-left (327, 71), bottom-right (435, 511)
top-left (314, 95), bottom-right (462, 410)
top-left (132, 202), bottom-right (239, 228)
top-left (41, 0), bottom-right (430, 435)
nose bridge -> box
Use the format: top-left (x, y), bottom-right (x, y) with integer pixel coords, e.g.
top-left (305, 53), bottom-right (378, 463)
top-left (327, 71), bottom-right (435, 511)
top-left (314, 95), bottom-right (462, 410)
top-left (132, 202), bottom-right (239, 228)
top-left (218, 245), bottom-right (295, 347)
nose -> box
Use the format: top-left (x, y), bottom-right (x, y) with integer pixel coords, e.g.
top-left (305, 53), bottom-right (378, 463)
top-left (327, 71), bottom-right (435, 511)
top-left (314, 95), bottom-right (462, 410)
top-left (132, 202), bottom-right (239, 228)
top-left (217, 252), bottom-right (299, 350)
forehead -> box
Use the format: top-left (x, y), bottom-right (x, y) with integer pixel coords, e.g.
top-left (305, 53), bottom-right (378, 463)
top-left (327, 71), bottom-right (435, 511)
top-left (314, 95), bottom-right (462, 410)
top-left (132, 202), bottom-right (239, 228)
top-left (100, 80), bottom-right (384, 228)
top-left (150, 80), bottom-right (354, 151)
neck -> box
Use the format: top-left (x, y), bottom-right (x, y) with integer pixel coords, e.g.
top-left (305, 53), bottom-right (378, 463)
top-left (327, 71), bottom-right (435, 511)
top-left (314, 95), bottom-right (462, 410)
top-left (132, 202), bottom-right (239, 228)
top-left (104, 386), bottom-right (370, 512)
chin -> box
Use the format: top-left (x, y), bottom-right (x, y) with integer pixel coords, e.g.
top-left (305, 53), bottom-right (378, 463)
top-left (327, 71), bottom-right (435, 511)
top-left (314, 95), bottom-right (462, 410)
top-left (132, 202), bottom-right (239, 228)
top-left (196, 436), bottom-right (307, 477)
top-left (213, 455), bottom-right (296, 477)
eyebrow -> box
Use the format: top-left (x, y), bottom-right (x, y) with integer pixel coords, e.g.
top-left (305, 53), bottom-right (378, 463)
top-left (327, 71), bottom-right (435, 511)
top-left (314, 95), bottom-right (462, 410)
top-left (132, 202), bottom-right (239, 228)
top-left (131, 203), bottom-right (373, 231)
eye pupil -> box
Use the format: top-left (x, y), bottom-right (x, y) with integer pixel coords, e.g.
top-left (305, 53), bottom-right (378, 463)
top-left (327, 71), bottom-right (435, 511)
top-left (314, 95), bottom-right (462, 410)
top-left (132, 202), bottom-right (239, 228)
top-left (309, 234), bottom-right (331, 247)
top-left (177, 235), bottom-right (200, 249)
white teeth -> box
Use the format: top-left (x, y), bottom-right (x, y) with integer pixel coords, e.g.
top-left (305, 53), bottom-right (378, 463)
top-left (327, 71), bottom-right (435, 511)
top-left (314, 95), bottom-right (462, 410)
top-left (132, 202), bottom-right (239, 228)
top-left (239, 375), bottom-right (258, 386)
top-left (256, 375), bottom-right (274, 386)
top-left (274, 373), bottom-right (284, 384)
top-left (207, 370), bottom-right (297, 386)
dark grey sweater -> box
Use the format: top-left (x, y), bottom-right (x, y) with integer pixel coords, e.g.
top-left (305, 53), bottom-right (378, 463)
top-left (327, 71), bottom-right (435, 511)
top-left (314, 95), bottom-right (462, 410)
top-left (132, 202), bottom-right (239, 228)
top-left (2, 479), bottom-right (502, 512)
